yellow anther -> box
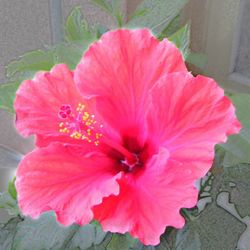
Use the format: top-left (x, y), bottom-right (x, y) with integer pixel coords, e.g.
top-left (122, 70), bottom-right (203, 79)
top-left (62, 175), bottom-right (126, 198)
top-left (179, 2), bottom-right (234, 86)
top-left (85, 121), bottom-right (91, 126)
top-left (73, 132), bottom-right (82, 139)
top-left (78, 103), bottom-right (85, 108)
top-left (82, 112), bottom-right (90, 121)
top-left (58, 102), bottom-right (102, 145)
top-left (77, 103), bottom-right (85, 112)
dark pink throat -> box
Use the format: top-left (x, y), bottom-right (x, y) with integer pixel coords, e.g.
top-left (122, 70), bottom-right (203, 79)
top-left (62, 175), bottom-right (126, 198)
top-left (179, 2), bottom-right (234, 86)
top-left (102, 137), bottom-right (140, 171)
top-left (57, 103), bottom-right (153, 173)
top-left (103, 135), bottom-right (154, 174)
top-left (120, 154), bottom-right (142, 172)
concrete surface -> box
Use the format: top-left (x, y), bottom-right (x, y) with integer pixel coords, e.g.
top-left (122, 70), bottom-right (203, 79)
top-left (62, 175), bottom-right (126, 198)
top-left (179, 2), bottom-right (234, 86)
top-left (0, 0), bottom-right (51, 83)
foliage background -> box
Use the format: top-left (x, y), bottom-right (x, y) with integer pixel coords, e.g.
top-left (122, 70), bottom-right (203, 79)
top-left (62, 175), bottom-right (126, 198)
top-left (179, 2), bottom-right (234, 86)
top-left (0, 0), bottom-right (249, 249)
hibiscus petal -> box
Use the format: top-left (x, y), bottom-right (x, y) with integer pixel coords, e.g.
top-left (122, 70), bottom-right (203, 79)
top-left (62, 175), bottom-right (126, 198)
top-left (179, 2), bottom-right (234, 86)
top-left (148, 73), bottom-right (241, 177)
top-left (75, 29), bottom-right (187, 136)
top-left (14, 64), bottom-right (85, 146)
top-left (93, 148), bottom-right (198, 245)
top-left (16, 143), bottom-right (121, 226)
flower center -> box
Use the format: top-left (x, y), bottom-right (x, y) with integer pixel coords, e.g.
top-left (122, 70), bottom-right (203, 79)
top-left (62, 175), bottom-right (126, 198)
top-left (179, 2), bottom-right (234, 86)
top-left (58, 103), bottom-right (145, 173)
top-left (120, 153), bottom-right (142, 172)
top-left (58, 103), bottom-right (103, 146)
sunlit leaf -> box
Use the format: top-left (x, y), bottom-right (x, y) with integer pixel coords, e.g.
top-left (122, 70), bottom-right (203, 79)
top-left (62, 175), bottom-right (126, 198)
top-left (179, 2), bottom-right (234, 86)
top-left (169, 23), bottom-right (190, 60)
top-left (157, 15), bottom-right (180, 40)
top-left (96, 25), bottom-right (109, 38)
top-left (127, 0), bottom-right (188, 35)
top-left (91, 0), bottom-right (125, 27)
top-left (0, 81), bottom-right (20, 113)
top-left (6, 50), bottom-right (55, 78)
top-left (0, 192), bottom-right (19, 217)
top-left (64, 7), bottom-right (96, 43)
top-left (8, 177), bottom-right (17, 200)
top-left (114, 10), bottom-right (125, 27)
top-left (53, 43), bottom-right (85, 70)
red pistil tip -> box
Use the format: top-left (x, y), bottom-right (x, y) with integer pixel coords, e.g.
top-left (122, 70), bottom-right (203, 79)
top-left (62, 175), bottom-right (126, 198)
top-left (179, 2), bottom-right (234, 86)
top-left (58, 103), bottom-right (103, 146)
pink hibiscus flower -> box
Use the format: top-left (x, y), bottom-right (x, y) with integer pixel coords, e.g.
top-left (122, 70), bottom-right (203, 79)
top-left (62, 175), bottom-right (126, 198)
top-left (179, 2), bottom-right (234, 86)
top-left (14, 29), bottom-right (240, 245)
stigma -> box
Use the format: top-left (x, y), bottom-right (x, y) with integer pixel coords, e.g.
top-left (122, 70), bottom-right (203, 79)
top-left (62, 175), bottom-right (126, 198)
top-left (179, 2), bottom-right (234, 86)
top-left (58, 103), bottom-right (103, 146)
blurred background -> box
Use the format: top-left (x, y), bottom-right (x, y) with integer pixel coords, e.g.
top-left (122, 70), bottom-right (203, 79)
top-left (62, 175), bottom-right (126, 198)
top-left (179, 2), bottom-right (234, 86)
top-left (0, 0), bottom-right (250, 222)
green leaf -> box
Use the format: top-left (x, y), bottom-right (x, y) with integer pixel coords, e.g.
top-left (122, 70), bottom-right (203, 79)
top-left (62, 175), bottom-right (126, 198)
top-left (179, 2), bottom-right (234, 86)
top-left (222, 164), bottom-right (250, 217)
top-left (157, 15), bottom-right (180, 40)
top-left (186, 52), bottom-right (207, 69)
top-left (221, 94), bottom-right (250, 166)
top-left (64, 7), bottom-right (96, 43)
top-left (5, 212), bottom-right (110, 250)
top-left (12, 212), bottom-right (78, 250)
top-left (107, 233), bottom-right (135, 250)
top-left (174, 156), bottom-right (250, 250)
top-left (88, 234), bottom-right (113, 250)
top-left (128, 233), bottom-right (174, 250)
top-left (64, 224), bottom-right (107, 249)
top-left (0, 217), bottom-right (22, 250)
top-left (53, 43), bottom-right (85, 70)
top-left (127, 0), bottom-right (188, 35)
top-left (0, 191), bottom-right (19, 216)
top-left (128, 9), bottom-right (149, 22)
top-left (6, 50), bottom-right (55, 78)
top-left (0, 211), bottom-right (177, 250)
top-left (168, 23), bottom-right (190, 60)
top-left (175, 202), bottom-right (246, 250)
top-left (222, 134), bottom-right (250, 166)
top-left (8, 177), bottom-right (17, 200)
top-left (91, 0), bottom-right (125, 27)
top-left (231, 94), bottom-right (250, 128)
top-left (0, 81), bottom-right (20, 113)
top-left (114, 10), bottom-right (125, 27)
top-left (96, 26), bottom-right (109, 39)
top-left (91, 0), bottom-right (113, 15)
